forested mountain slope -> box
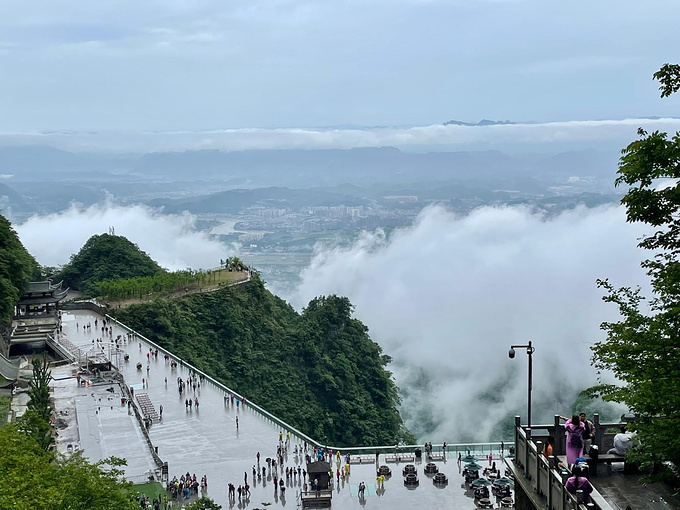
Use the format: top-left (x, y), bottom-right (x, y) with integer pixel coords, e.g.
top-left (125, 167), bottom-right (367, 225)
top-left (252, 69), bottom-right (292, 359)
top-left (0, 213), bottom-right (37, 325)
top-left (112, 277), bottom-right (413, 447)
top-left (56, 234), bottom-right (162, 295)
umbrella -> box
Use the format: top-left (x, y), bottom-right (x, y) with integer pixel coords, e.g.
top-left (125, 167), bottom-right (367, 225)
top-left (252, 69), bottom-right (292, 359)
top-left (462, 455), bottom-right (477, 463)
top-left (493, 477), bottom-right (514, 487)
top-left (466, 462), bottom-right (484, 471)
top-left (471, 478), bottom-right (493, 487)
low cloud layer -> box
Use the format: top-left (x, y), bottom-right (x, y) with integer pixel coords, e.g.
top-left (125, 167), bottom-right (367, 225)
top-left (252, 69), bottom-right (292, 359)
top-left (291, 205), bottom-right (649, 441)
top-left (1, 117), bottom-right (680, 152)
top-left (15, 202), bottom-right (234, 270)
top-left (14, 200), bottom-right (651, 441)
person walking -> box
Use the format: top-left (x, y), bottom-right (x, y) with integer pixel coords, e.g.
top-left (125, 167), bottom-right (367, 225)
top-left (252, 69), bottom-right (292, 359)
top-left (561, 415), bottom-right (586, 466)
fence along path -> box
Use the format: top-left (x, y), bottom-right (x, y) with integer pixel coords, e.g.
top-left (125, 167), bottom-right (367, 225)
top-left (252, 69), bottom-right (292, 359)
top-left (106, 313), bottom-right (505, 456)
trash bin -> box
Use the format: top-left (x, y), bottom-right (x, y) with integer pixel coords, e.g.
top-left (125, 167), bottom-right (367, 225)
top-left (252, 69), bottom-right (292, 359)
top-left (415, 448), bottom-right (422, 459)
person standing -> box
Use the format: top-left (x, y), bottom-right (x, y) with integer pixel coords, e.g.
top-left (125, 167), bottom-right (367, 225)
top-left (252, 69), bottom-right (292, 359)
top-left (561, 415), bottom-right (586, 466)
top-left (579, 413), bottom-right (595, 454)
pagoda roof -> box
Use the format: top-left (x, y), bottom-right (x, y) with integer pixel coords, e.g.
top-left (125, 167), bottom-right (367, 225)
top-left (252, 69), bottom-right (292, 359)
top-left (0, 353), bottom-right (20, 381)
top-left (21, 280), bottom-right (69, 301)
top-left (28, 280), bottom-right (62, 293)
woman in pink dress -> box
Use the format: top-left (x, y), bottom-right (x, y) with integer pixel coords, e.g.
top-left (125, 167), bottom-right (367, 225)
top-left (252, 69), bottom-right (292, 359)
top-left (562, 415), bottom-right (586, 466)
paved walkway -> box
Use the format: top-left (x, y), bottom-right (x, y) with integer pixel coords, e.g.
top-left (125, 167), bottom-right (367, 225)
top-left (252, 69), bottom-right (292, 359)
top-left (58, 309), bottom-right (493, 509)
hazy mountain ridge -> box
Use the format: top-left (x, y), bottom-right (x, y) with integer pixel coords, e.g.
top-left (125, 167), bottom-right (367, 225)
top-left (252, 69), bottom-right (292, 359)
top-left (443, 119), bottom-right (516, 126)
top-left (0, 145), bottom-right (621, 220)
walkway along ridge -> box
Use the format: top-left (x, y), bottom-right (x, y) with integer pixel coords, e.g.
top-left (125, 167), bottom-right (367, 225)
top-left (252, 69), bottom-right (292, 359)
top-left (105, 311), bottom-right (505, 456)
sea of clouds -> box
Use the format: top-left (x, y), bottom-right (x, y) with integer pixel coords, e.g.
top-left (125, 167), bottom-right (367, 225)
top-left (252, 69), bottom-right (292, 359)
top-left (290, 204), bottom-right (649, 441)
top-left (2, 117), bottom-right (680, 152)
top-left (14, 202), bottom-right (649, 441)
top-left (14, 202), bottom-right (235, 270)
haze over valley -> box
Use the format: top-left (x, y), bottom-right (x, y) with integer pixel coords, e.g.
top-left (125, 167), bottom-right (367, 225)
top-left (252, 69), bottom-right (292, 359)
top-left (2, 0), bottom-right (679, 444)
top-left (2, 133), bottom-right (652, 440)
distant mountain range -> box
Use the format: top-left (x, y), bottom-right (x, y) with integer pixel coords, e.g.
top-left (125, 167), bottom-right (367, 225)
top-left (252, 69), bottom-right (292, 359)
top-left (0, 144), bottom-right (622, 217)
top-left (443, 119), bottom-right (516, 127)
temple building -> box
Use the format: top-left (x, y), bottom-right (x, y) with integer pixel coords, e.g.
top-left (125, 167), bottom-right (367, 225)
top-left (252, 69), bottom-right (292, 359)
top-left (9, 280), bottom-right (68, 357)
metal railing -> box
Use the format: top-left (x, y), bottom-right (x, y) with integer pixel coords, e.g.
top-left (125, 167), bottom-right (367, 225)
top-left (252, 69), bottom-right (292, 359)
top-left (105, 313), bottom-right (510, 455)
top-left (512, 418), bottom-right (614, 510)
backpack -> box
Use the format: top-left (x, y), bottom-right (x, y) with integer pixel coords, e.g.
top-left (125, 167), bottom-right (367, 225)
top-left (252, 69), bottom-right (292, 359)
top-left (569, 432), bottom-right (583, 449)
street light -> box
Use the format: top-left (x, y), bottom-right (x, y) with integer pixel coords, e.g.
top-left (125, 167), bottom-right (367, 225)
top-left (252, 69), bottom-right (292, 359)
top-left (509, 341), bottom-right (535, 431)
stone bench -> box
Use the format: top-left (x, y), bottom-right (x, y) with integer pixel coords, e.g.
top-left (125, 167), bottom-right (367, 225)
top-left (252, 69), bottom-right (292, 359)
top-left (385, 454), bottom-right (415, 463)
top-left (348, 455), bottom-right (375, 464)
top-left (584, 453), bottom-right (636, 476)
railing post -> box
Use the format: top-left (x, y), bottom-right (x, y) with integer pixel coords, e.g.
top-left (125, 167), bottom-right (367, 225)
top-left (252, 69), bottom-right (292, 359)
top-left (514, 415), bottom-right (521, 474)
top-left (593, 413), bottom-right (602, 450)
top-left (548, 455), bottom-right (555, 510)
top-left (555, 415), bottom-right (565, 457)
top-left (535, 440), bottom-right (543, 495)
top-left (525, 427), bottom-right (531, 479)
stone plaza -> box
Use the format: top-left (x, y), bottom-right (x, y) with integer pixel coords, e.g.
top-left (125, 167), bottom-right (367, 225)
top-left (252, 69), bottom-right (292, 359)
top-left (50, 309), bottom-right (508, 509)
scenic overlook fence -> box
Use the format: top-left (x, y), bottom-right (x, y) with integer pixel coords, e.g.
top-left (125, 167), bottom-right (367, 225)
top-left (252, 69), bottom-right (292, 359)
top-left (104, 312), bottom-right (509, 456)
top-left (513, 417), bottom-right (616, 510)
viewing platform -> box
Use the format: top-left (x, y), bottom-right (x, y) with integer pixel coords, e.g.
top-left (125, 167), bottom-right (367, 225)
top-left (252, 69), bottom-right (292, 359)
top-left (510, 416), bottom-right (680, 510)
top-left (47, 308), bottom-right (514, 509)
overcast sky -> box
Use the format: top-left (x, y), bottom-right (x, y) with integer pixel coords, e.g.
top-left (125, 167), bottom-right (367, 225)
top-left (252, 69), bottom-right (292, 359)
top-left (1, 0), bottom-right (680, 132)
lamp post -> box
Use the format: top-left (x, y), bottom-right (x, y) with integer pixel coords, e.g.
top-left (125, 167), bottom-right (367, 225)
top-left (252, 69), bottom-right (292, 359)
top-left (509, 341), bottom-right (535, 478)
top-left (508, 341), bottom-right (535, 430)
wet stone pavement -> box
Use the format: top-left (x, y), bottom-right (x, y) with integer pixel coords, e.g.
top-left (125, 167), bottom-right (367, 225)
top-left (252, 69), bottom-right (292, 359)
top-left (58, 310), bottom-right (499, 509)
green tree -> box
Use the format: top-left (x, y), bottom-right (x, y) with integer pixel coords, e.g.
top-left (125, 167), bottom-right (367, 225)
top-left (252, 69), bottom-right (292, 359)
top-left (21, 355), bottom-right (54, 451)
top-left (27, 356), bottom-right (52, 422)
top-left (590, 62), bottom-right (680, 482)
top-left (56, 233), bottom-right (163, 295)
top-left (185, 497), bottom-right (222, 510)
top-left (113, 281), bottom-right (413, 446)
top-left (0, 213), bottom-right (37, 325)
top-left (0, 424), bottom-right (137, 510)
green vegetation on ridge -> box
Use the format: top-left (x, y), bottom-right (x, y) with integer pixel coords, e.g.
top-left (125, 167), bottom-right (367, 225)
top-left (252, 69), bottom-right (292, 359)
top-left (56, 233), bottom-right (163, 295)
top-left (94, 268), bottom-right (242, 302)
top-left (0, 213), bottom-right (37, 325)
top-left (112, 276), bottom-right (414, 447)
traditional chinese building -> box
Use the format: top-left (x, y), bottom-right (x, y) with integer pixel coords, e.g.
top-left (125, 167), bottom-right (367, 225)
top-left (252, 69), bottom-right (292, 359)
top-left (9, 280), bottom-right (68, 357)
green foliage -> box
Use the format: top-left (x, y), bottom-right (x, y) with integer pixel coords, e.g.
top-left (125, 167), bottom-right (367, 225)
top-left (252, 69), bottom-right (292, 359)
top-left (591, 62), bottom-right (680, 483)
top-left (113, 281), bottom-right (413, 446)
top-left (96, 268), bottom-right (226, 301)
top-left (0, 424), bottom-right (137, 510)
top-left (56, 233), bottom-right (162, 295)
top-left (653, 63), bottom-right (680, 98)
top-left (0, 396), bottom-right (10, 424)
top-left (221, 256), bottom-right (247, 271)
top-left (185, 496), bottom-right (222, 510)
top-left (27, 356), bottom-right (52, 422)
top-left (21, 355), bottom-right (54, 451)
top-left (570, 391), bottom-right (621, 423)
top-left (0, 213), bottom-right (37, 325)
